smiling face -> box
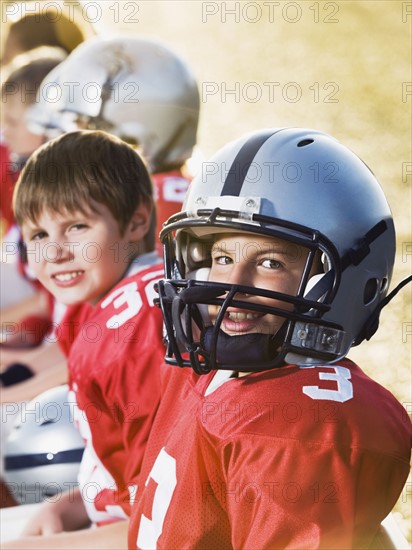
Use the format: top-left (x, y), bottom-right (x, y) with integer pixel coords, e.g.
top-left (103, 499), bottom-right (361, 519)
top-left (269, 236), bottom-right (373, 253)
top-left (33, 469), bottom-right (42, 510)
top-left (207, 232), bottom-right (316, 337)
top-left (21, 200), bottom-right (149, 306)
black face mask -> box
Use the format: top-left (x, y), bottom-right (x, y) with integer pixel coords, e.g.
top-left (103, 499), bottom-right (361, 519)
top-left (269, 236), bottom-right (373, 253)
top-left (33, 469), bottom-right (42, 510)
top-left (158, 280), bottom-right (298, 374)
top-left (201, 326), bottom-right (285, 372)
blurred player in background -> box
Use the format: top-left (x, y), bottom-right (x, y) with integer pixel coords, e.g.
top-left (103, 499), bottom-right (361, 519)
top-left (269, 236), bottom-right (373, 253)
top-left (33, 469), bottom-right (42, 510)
top-left (0, 1), bottom-right (95, 510)
top-left (1, 47), bottom-right (67, 315)
top-left (0, 7), bottom-right (94, 506)
top-left (0, 0), bottom-right (95, 243)
top-left (1, 49), bottom-right (69, 510)
top-left (0, 0), bottom-right (95, 66)
top-left (1, 49), bottom-right (65, 238)
top-left (1, 0), bottom-right (95, 349)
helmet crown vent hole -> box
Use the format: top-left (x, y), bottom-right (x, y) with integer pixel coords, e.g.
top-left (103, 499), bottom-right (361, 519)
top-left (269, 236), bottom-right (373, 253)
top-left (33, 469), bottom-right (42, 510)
top-left (40, 419), bottom-right (56, 427)
top-left (297, 139), bottom-right (314, 147)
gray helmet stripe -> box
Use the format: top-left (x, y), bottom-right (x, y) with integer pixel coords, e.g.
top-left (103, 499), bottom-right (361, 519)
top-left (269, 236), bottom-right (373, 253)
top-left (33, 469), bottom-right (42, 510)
top-left (221, 129), bottom-right (282, 196)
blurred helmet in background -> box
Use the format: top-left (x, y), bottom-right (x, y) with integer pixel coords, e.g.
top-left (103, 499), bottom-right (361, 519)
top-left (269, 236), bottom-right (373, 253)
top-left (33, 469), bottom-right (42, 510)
top-left (3, 384), bottom-right (84, 504)
top-left (28, 36), bottom-right (200, 173)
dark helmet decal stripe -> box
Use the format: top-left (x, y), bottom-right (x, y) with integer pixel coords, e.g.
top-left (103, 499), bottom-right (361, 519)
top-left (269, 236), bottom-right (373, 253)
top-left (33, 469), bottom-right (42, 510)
top-left (221, 129), bottom-right (283, 196)
top-left (5, 448), bottom-right (84, 470)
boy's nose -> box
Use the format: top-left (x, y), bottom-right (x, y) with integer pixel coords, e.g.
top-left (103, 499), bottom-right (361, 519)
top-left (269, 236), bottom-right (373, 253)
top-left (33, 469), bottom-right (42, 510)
top-left (226, 262), bottom-right (253, 289)
top-left (45, 240), bottom-right (73, 263)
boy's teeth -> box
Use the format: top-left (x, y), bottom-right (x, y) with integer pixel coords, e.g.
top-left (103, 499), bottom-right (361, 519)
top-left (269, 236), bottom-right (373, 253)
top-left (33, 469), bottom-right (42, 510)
top-left (227, 312), bottom-right (259, 321)
top-left (55, 272), bottom-right (82, 282)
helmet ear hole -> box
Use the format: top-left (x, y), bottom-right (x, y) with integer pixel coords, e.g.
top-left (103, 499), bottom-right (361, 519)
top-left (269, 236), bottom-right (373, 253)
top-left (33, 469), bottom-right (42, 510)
top-left (190, 242), bottom-right (208, 263)
top-left (183, 238), bottom-right (212, 272)
top-left (363, 278), bottom-right (379, 305)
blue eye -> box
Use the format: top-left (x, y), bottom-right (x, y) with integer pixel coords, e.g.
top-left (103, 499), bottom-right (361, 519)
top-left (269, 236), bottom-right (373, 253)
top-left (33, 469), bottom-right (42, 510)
top-left (214, 255), bottom-right (232, 265)
top-left (261, 259), bottom-right (283, 269)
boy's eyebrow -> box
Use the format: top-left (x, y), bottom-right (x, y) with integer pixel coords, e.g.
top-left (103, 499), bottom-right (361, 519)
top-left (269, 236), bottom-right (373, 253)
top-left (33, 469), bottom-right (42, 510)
top-left (211, 243), bottom-right (229, 253)
top-left (21, 224), bottom-right (42, 240)
top-left (21, 219), bottom-right (41, 231)
top-left (21, 212), bottom-right (87, 234)
top-left (212, 242), bottom-right (292, 254)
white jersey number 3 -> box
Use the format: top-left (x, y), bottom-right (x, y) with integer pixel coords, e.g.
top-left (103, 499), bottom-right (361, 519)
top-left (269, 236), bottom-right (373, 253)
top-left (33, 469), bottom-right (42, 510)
top-left (101, 277), bottom-right (158, 329)
top-left (302, 365), bottom-right (353, 402)
top-left (137, 448), bottom-right (177, 549)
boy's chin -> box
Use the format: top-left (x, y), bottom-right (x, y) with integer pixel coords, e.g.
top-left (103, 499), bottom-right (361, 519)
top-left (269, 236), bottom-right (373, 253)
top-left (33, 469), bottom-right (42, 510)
top-left (50, 290), bottom-right (92, 307)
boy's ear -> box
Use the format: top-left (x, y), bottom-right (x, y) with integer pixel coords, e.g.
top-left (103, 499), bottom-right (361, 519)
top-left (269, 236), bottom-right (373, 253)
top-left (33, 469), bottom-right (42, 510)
top-left (127, 201), bottom-right (152, 242)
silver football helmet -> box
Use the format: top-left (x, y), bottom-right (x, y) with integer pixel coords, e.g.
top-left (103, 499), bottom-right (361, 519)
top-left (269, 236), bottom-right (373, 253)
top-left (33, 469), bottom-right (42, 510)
top-left (28, 35), bottom-right (200, 173)
top-left (157, 128), bottom-right (399, 373)
top-left (3, 385), bottom-right (84, 504)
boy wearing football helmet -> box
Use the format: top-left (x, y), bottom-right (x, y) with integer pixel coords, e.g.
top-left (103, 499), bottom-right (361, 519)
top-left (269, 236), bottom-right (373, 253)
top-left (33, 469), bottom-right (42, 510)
top-left (128, 128), bottom-right (412, 549)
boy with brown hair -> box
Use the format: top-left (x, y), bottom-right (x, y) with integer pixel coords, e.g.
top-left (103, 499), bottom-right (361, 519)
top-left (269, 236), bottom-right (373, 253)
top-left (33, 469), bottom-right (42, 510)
top-left (4, 129), bottom-right (165, 546)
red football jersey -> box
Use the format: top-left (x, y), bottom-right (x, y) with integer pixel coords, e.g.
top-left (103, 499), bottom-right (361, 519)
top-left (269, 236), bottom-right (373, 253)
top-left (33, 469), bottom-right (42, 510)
top-left (129, 360), bottom-right (411, 549)
top-left (152, 170), bottom-right (191, 255)
top-left (60, 254), bottom-right (165, 523)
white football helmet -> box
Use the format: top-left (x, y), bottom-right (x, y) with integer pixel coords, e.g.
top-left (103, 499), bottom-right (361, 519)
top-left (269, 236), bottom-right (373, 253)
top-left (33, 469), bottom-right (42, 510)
top-left (156, 128), bottom-right (405, 373)
top-left (3, 385), bottom-right (84, 504)
top-left (28, 36), bottom-right (200, 173)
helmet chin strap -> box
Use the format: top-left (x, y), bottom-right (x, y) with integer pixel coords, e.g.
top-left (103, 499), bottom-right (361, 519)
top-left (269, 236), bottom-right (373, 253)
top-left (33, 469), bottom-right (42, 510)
top-left (201, 324), bottom-right (288, 372)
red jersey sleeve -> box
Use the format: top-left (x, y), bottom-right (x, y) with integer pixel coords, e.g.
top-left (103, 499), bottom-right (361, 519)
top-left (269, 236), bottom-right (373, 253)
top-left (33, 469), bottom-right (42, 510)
top-left (58, 303), bottom-right (94, 357)
top-left (69, 262), bottom-right (165, 521)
